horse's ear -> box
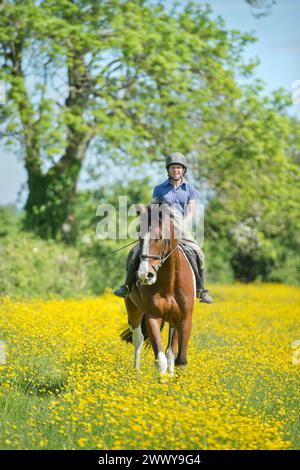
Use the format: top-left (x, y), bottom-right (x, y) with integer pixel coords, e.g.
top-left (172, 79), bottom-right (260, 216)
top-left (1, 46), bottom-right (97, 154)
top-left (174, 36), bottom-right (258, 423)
top-left (134, 203), bottom-right (147, 216)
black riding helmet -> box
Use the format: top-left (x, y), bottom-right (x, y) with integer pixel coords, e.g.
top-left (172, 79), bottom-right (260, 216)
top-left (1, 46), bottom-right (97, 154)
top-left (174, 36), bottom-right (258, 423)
top-left (166, 152), bottom-right (188, 173)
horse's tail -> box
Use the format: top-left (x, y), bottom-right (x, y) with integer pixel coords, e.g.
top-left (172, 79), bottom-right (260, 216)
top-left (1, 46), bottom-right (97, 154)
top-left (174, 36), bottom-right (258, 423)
top-left (120, 316), bottom-right (165, 349)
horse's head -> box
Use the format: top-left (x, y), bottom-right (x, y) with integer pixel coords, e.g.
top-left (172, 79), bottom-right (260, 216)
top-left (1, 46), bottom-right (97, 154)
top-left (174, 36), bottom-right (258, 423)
top-left (135, 201), bottom-right (175, 285)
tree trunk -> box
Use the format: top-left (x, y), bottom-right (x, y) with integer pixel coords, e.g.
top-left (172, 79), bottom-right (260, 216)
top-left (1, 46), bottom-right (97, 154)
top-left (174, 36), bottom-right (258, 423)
top-left (23, 160), bottom-right (80, 242)
top-left (20, 44), bottom-right (94, 242)
top-left (23, 132), bottom-right (92, 243)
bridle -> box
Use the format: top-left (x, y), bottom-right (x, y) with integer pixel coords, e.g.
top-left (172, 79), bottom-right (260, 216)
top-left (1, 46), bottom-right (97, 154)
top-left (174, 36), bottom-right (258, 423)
top-left (139, 236), bottom-right (178, 273)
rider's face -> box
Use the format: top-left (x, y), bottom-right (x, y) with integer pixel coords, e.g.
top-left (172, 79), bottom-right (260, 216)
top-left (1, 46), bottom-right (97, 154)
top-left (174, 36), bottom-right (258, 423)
top-left (168, 164), bottom-right (185, 180)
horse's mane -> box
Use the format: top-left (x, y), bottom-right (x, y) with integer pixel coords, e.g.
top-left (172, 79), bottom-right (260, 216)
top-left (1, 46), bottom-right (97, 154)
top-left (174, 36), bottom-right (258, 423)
top-left (143, 199), bottom-right (173, 224)
top-left (147, 198), bottom-right (173, 209)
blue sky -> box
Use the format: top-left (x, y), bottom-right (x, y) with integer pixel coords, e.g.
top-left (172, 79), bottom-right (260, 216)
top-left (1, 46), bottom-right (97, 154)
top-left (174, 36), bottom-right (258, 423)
top-left (0, 0), bottom-right (299, 206)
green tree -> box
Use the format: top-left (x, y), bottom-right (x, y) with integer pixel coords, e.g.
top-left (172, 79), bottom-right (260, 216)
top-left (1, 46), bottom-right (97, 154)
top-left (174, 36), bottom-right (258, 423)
top-left (202, 90), bottom-right (300, 282)
top-left (0, 0), bottom-right (256, 241)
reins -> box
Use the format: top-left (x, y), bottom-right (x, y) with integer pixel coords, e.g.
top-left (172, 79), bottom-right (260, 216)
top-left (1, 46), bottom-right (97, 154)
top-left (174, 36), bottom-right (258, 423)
top-left (80, 239), bottom-right (139, 264)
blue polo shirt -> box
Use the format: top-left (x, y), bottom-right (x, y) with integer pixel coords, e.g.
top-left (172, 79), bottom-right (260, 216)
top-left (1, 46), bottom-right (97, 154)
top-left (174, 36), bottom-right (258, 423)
top-left (152, 178), bottom-right (199, 216)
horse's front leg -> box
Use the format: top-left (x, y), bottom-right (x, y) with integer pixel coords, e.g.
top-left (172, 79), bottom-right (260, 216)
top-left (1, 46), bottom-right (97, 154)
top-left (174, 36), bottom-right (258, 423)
top-left (175, 315), bottom-right (192, 367)
top-left (125, 297), bottom-right (144, 371)
top-left (166, 326), bottom-right (177, 376)
top-left (146, 316), bottom-right (167, 374)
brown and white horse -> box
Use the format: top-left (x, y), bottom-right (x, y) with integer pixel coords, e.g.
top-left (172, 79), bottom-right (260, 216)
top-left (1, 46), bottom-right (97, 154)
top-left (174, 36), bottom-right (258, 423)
top-left (121, 202), bottom-right (195, 375)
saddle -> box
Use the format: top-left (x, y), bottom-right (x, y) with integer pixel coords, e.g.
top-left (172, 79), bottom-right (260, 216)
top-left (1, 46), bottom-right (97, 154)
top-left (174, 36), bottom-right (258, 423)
top-left (179, 242), bottom-right (203, 294)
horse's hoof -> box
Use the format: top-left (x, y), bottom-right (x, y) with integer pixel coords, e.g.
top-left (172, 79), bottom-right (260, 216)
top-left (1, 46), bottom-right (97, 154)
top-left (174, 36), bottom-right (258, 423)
top-left (175, 360), bottom-right (188, 371)
top-left (175, 359), bottom-right (187, 366)
top-left (157, 351), bottom-right (168, 375)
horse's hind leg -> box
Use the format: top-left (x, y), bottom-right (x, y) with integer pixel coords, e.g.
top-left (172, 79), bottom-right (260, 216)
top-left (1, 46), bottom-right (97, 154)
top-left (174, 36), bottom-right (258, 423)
top-left (175, 314), bottom-right (192, 367)
top-left (132, 325), bottom-right (144, 371)
top-left (125, 297), bottom-right (144, 371)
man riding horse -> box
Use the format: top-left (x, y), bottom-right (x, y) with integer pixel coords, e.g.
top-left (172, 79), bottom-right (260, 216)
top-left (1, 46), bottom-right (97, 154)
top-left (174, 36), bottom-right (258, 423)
top-left (114, 152), bottom-right (213, 304)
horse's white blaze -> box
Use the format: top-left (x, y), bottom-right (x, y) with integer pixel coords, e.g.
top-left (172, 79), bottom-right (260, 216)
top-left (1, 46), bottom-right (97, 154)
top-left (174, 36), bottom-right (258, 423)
top-left (133, 326), bottom-right (144, 370)
top-left (138, 231), bottom-right (150, 280)
top-left (179, 246), bottom-right (196, 299)
top-left (157, 351), bottom-right (168, 374)
top-left (166, 348), bottom-right (175, 376)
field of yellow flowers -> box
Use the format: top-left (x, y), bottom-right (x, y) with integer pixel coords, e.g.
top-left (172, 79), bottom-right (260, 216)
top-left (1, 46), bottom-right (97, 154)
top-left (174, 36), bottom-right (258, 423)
top-left (0, 284), bottom-right (299, 450)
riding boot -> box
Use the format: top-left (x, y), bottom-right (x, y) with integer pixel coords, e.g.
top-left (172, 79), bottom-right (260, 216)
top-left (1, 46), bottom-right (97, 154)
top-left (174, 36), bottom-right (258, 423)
top-left (198, 267), bottom-right (213, 304)
top-left (114, 253), bottom-right (140, 298)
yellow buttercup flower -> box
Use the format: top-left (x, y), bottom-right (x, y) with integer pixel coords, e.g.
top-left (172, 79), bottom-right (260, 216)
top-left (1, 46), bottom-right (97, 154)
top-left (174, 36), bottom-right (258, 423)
top-left (0, 285), bottom-right (299, 449)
